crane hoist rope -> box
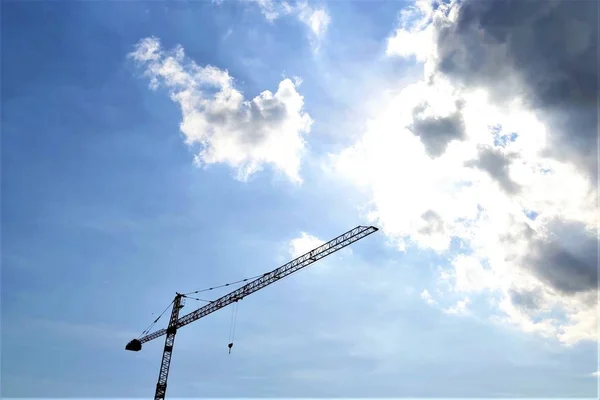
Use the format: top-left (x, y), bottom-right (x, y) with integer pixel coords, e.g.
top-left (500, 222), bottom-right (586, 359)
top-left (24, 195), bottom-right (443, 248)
top-left (125, 225), bottom-right (379, 400)
top-left (228, 300), bottom-right (239, 354)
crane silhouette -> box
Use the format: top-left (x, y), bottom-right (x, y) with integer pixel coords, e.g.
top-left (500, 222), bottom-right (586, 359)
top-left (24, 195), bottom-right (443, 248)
top-left (126, 225), bottom-right (379, 400)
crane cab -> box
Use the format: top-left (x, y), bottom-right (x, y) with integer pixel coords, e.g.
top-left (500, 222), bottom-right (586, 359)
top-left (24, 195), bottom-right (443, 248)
top-left (126, 339), bottom-right (142, 351)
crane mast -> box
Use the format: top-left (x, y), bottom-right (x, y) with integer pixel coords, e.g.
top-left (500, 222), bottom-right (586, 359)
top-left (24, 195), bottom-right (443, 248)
top-left (126, 225), bottom-right (378, 400)
top-left (154, 293), bottom-right (184, 400)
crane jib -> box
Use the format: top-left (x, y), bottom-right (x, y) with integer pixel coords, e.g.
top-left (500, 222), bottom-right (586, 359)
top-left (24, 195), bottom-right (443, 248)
top-left (126, 225), bottom-right (378, 350)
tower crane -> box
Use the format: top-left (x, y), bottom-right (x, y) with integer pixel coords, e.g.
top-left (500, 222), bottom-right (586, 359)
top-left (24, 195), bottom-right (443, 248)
top-left (125, 225), bottom-right (379, 400)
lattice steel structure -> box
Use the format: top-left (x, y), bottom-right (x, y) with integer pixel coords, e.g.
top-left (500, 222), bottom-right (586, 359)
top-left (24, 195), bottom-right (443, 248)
top-left (126, 225), bottom-right (378, 400)
top-left (154, 293), bottom-right (184, 400)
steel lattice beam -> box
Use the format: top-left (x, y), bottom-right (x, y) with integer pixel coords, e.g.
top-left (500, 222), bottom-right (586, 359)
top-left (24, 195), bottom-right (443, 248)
top-left (131, 225), bottom-right (378, 346)
top-left (153, 293), bottom-right (184, 400)
top-left (127, 225), bottom-right (379, 400)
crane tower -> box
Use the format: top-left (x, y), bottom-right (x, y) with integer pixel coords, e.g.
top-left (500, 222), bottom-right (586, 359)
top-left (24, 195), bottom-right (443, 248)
top-left (126, 225), bottom-right (379, 400)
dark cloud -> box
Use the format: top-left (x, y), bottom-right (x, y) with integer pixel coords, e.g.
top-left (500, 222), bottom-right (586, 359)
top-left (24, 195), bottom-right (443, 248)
top-left (466, 146), bottom-right (520, 194)
top-left (497, 220), bottom-right (536, 265)
top-left (509, 287), bottom-right (543, 312)
top-left (489, 215), bottom-right (596, 296)
top-left (249, 94), bottom-right (288, 123)
top-left (203, 91), bottom-right (289, 145)
top-left (525, 220), bottom-right (598, 295)
top-left (433, 0), bottom-right (598, 181)
top-left (409, 101), bottom-right (466, 157)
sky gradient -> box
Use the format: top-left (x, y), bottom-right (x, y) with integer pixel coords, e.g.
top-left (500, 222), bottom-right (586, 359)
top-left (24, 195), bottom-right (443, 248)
top-left (2, 0), bottom-right (598, 398)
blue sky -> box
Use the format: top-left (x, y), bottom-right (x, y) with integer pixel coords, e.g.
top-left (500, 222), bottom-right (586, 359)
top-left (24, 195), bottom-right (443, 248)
top-left (2, 0), bottom-right (598, 398)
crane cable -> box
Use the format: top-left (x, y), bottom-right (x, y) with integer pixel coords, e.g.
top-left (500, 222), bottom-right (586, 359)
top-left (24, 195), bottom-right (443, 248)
top-left (139, 299), bottom-right (174, 338)
top-left (183, 273), bottom-right (264, 296)
top-left (228, 300), bottom-right (239, 354)
top-left (183, 295), bottom-right (212, 303)
top-left (139, 274), bottom-right (257, 339)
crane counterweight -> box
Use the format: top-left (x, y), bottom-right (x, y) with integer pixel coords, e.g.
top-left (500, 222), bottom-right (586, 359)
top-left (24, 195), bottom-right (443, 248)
top-left (125, 339), bottom-right (142, 351)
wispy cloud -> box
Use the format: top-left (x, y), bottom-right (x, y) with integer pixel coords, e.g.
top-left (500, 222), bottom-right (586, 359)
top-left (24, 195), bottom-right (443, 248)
top-left (287, 231), bottom-right (355, 263)
top-left (444, 297), bottom-right (471, 316)
top-left (420, 289), bottom-right (436, 305)
top-left (250, 0), bottom-right (331, 52)
top-left (289, 231), bottom-right (325, 258)
top-left (129, 37), bottom-right (312, 183)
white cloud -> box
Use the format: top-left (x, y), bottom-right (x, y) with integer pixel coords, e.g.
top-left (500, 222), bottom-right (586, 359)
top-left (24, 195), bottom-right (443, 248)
top-left (296, 2), bottom-right (330, 51)
top-left (386, 0), bottom-right (437, 62)
top-left (387, 27), bottom-right (433, 62)
top-left (420, 289), bottom-right (436, 305)
top-left (331, 0), bottom-right (598, 346)
top-left (449, 255), bottom-right (497, 293)
top-left (591, 371), bottom-right (600, 378)
top-left (129, 37), bottom-right (312, 183)
top-left (289, 232), bottom-right (324, 258)
top-left (494, 292), bottom-right (560, 339)
top-left (556, 301), bottom-right (599, 346)
top-left (444, 297), bottom-right (470, 315)
top-left (251, 0), bottom-right (280, 21)
top-left (250, 0), bottom-right (330, 52)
